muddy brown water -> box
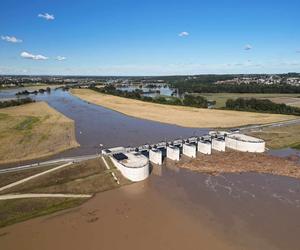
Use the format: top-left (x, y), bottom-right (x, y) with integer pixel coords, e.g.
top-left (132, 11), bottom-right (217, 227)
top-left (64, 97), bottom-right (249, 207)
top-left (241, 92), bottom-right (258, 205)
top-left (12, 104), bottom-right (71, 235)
top-left (0, 165), bottom-right (299, 250)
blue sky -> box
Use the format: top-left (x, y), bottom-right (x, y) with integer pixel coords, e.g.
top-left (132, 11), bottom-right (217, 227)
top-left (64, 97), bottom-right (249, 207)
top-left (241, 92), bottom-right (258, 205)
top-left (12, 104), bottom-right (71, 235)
top-left (0, 0), bottom-right (299, 75)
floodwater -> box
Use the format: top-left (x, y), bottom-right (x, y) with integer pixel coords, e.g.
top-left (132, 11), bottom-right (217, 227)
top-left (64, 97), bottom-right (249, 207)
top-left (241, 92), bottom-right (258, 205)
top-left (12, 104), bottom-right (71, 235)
top-left (0, 89), bottom-right (207, 161)
top-left (0, 165), bottom-right (299, 250)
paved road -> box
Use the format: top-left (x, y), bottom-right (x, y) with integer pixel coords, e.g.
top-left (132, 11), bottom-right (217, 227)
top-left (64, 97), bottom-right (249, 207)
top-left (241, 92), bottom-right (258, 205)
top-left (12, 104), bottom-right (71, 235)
top-left (0, 193), bottom-right (92, 200)
top-left (0, 155), bottom-right (99, 174)
top-left (239, 118), bottom-right (300, 132)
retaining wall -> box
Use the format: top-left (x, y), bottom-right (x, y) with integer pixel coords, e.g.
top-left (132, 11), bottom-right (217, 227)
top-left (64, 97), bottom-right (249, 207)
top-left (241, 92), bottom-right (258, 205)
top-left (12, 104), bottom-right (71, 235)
top-left (110, 157), bottom-right (149, 182)
top-left (225, 134), bottom-right (265, 153)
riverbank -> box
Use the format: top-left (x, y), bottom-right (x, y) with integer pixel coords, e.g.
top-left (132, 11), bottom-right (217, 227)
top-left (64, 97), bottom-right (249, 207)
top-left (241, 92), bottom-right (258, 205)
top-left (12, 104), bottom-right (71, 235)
top-left (0, 102), bottom-right (79, 164)
top-left (249, 124), bottom-right (300, 149)
top-left (71, 89), bottom-right (296, 128)
top-left (177, 151), bottom-right (300, 179)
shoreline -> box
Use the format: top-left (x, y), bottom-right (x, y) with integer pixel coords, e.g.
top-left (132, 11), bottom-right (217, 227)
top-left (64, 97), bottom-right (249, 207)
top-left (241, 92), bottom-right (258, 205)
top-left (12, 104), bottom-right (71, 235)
top-left (70, 88), bottom-right (296, 128)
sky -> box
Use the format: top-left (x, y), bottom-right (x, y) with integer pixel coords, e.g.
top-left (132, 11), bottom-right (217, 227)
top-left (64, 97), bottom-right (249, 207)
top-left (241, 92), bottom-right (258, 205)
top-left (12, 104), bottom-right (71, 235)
top-left (0, 0), bottom-right (299, 76)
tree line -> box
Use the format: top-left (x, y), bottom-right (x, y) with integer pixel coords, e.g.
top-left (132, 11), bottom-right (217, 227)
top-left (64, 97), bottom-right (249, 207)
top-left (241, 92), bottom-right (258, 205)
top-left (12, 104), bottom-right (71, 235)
top-left (0, 98), bottom-right (35, 109)
top-left (225, 98), bottom-right (300, 116)
top-left (170, 81), bottom-right (300, 94)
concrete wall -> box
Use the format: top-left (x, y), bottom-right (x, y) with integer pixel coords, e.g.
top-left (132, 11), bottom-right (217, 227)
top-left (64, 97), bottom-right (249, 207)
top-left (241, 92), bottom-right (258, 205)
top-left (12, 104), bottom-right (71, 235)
top-left (167, 146), bottom-right (180, 161)
top-left (212, 139), bottom-right (226, 152)
top-left (149, 149), bottom-right (163, 165)
top-left (110, 157), bottom-right (149, 182)
top-left (183, 143), bottom-right (197, 158)
top-left (198, 141), bottom-right (212, 154)
top-left (225, 134), bottom-right (265, 153)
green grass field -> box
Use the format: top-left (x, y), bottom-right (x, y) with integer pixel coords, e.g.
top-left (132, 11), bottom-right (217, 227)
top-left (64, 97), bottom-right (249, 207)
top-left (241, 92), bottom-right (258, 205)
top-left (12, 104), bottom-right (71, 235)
top-left (193, 93), bottom-right (300, 108)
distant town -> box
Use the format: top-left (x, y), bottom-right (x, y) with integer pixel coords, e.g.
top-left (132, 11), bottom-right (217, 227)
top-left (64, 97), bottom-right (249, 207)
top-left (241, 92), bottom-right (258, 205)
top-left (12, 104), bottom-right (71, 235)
top-left (1, 73), bottom-right (300, 88)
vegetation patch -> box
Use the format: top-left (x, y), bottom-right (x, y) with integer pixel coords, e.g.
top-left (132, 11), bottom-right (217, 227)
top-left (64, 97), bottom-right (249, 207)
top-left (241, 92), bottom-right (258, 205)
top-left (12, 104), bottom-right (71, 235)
top-left (225, 98), bottom-right (300, 116)
top-left (0, 198), bottom-right (86, 228)
top-left (14, 116), bottom-right (40, 130)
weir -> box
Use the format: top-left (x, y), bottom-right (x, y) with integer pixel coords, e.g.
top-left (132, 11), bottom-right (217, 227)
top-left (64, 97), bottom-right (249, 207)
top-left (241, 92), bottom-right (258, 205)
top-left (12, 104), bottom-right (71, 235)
top-left (102, 131), bottom-right (266, 182)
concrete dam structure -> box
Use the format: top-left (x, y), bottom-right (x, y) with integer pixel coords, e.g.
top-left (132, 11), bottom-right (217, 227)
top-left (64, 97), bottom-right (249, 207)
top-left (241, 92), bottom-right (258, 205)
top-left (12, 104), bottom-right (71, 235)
top-left (103, 131), bottom-right (265, 182)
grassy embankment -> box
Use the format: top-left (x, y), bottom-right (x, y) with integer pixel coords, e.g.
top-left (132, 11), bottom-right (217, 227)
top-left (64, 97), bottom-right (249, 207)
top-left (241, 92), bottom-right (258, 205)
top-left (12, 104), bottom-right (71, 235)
top-left (71, 89), bottom-right (297, 128)
top-left (0, 198), bottom-right (85, 228)
top-left (0, 158), bottom-right (130, 228)
top-left (195, 93), bottom-right (300, 108)
top-left (0, 102), bottom-right (79, 165)
top-left (249, 124), bottom-right (300, 149)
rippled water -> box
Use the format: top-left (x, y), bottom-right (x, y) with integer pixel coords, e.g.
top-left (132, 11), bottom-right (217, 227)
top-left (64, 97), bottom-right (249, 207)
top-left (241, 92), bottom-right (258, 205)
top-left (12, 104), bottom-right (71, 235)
top-left (150, 165), bottom-right (300, 249)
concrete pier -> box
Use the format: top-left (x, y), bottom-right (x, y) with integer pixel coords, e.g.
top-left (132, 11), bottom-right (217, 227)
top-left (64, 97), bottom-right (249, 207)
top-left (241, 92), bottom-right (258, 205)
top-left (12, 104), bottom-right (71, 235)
top-left (167, 146), bottom-right (180, 161)
top-left (183, 143), bottom-right (197, 158)
top-left (198, 141), bottom-right (212, 154)
top-left (212, 138), bottom-right (226, 152)
top-left (149, 149), bottom-right (163, 165)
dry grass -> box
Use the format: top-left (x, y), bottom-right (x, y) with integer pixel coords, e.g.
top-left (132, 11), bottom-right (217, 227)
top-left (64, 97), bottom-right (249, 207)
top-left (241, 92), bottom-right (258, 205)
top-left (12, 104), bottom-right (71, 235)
top-left (71, 89), bottom-right (296, 128)
top-left (0, 102), bottom-right (79, 164)
top-left (249, 124), bottom-right (300, 149)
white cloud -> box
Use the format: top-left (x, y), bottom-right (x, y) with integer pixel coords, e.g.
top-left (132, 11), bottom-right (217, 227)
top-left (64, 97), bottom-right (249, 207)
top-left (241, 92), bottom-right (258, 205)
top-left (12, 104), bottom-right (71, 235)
top-left (296, 49), bottom-right (300, 53)
top-left (1, 35), bottom-right (22, 43)
top-left (55, 56), bottom-right (66, 61)
top-left (38, 13), bottom-right (55, 20)
top-left (20, 51), bottom-right (48, 60)
top-left (244, 44), bottom-right (253, 50)
top-left (178, 31), bottom-right (189, 37)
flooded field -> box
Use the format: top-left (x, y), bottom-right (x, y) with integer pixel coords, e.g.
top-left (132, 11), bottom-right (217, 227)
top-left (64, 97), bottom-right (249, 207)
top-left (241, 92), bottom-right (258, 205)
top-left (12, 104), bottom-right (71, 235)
top-left (0, 165), bottom-right (299, 250)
